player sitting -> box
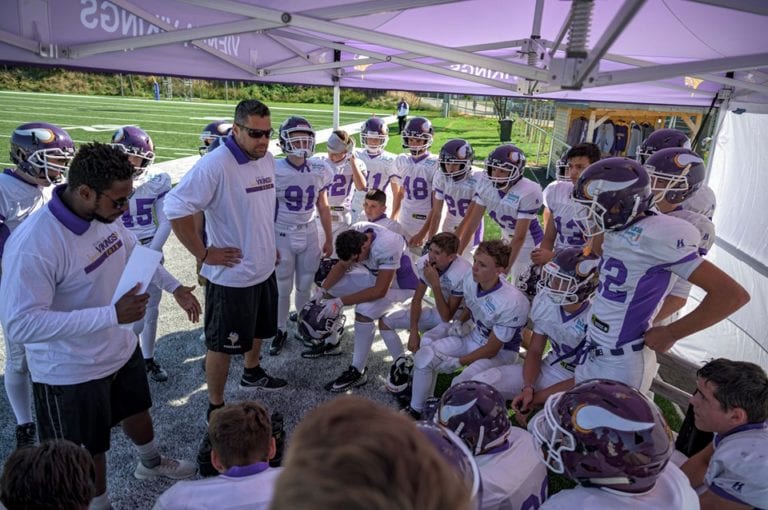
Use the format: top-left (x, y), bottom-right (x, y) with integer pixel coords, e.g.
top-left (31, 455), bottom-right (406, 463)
top-left (378, 232), bottom-right (470, 395)
top-left (437, 381), bottom-right (548, 510)
top-left (404, 240), bottom-right (530, 418)
top-left (681, 358), bottom-right (768, 510)
top-left (531, 379), bottom-right (699, 509)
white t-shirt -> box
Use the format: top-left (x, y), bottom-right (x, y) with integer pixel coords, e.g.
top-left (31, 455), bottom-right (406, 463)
top-left (0, 185), bottom-right (178, 385)
top-left (164, 137), bottom-right (277, 287)
top-left (541, 463), bottom-right (699, 509)
top-left (705, 422), bottom-right (768, 508)
top-left (153, 464), bottom-right (282, 510)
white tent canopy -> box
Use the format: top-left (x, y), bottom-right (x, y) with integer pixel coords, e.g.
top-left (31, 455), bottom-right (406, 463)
top-left (1, 0), bottom-right (766, 366)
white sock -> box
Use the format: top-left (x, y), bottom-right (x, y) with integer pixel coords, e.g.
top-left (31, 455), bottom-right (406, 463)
top-left (135, 439), bottom-right (161, 468)
top-left (5, 370), bottom-right (33, 424)
top-left (410, 367), bottom-right (437, 412)
top-left (89, 492), bottom-right (111, 510)
top-left (351, 321), bottom-right (376, 371)
top-left (379, 330), bottom-right (405, 359)
top-left (325, 330), bottom-right (339, 346)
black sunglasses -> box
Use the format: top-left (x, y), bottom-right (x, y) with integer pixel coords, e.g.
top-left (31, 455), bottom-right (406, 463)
top-left (100, 189), bottom-right (135, 209)
top-left (236, 123), bottom-right (273, 139)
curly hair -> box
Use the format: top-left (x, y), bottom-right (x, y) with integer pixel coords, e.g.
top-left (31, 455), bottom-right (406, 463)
top-left (698, 358), bottom-right (768, 423)
top-left (335, 229), bottom-right (369, 262)
top-left (66, 142), bottom-right (134, 194)
top-left (476, 240), bottom-right (512, 269)
top-left (234, 99), bottom-right (271, 124)
top-left (1, 440), bottom-right (95, 510)
top-left (209, 401), bottom-right (272, 468)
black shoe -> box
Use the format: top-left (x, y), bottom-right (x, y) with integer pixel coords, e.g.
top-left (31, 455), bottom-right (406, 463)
top-left (289, 312), bottom-right (298, 322)
top-left (301, 341), bottom-right (342, 359)
top-left (269, 330), bottom-right (287, 356)
top-left (240, 368), bottom-right (287, 390)
top-left (15, 422), bottom-right (36, 449)
top-left (324, 366), bottom-right (367, 393)
top-left (145, 359), bottom-right (169, 382)
top-left (401, 406), bottom-right (422, 420)
top-left (196, 433), bottom-right (217, 477)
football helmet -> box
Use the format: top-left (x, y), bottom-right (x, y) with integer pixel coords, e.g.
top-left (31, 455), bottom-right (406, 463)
top-left (314, 258), bottom-right (339, 287)
top-left (298, 299), bottom-right (345, 343)
top-left (485, 144), bottom-right (526, 189)
top-left (111, 126), bottom-right (155, 179)
top-left (439, 139), bottom-right (474, 182)
top-left (199, 121), bottom-right (233, 156)
top-left (555, 155), bottom-right (569, 182)
top-left (359, 117), bottom-right (389, 155)
top-left (515, 262), bottom-right (542, 302)
top-left (537, 248), bottom-right (600, 305)
top-left (386, 353), bottom-right (414, 394)
top-left (644, 147), bottom-right (706, 205)
top-left (437, 381), bottom-right (511, 456)
top-left (572, 157), bottom-right (653, 236)
top-left (401, 117), bottom-right (434, 155)
top-left (10, 122), bottom-right (75, 185)
top-left (416, 421), bottom-right (482, 508)
top-left (637, 128), bottom-right (691, 164)
top-left (530, 379), bottom-right (673, 493)
top-left (279, 116), bottom-right (315, 158)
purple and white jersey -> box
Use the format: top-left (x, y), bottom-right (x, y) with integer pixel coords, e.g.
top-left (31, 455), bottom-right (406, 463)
top-left (476, 427), bottom-right (549, 510)
top-left (530, 292), bottom-right (590, 371)
top-left (349, 221), bottom-right (418, 290)
top-left (666, 208), bottom-right (715, 299)
top-left (119, 171), bottom-right (171, 243)
top-left (355, 148), bottom-right (398, 192)
top-left (591, 214), bottom-right (702, 348)
top-left (395, 153), bottom-right (439, 218)
top-left (540, 463), bottom-right (699, 509)
top-left (542, 180), bottom-right (587, 250)
top-left (317, 153), bottom-right (364, 215)
top-left (705, 422), bottom-right (768, 509)
top-left (274, 157), bottom-right (333, 226)
top-left (0, 169), bottom-right (47, 258)
top-left (472, 175), bottom-right (544, 248)
top-left (370, 214), bottom-right (407, 238)
top-left (433, 169), bottom-right (483, 231)
top-left (414, 254), bottom-right (470, 301)
top-left (682, 183), bottom-right (716, 220)
top-left (462, 272), bottom-right (530, 351)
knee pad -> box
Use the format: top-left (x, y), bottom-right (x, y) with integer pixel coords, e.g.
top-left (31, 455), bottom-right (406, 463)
top-left (414, 346), bottom-right (435, 370)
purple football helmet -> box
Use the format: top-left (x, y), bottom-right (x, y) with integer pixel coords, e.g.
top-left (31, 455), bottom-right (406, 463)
top-left (537, 247), bottom-right (600, 305)
top-left (644, 147), bottom-right (706, 205)
top-left (439, 139), bottom-right (474, 182)
top-left (515, 262), bottom-right (542, 302)
top-left (530, 379), bottom-right (673, 493)
top-left (314, 258), bottom-right (339, 287)
top-left (437, 381), bottom-right (511, 456)
top-left (359, 117), bottom-right (389, 155)
top-left (485, 144), bottom-right (527, 189)
top-left (111, 126), bottom-right (155, 179)
top-left (10, 122), bottom-right (75, 185)
top-left (401, 117), bottom-right (434, 155)
top-left (298, 299), bottom-right (345, 343)
top-left (637, 128), bottom-right (691, 164)
top-left (416, 421), bottom-right (482, 508)
top-left (572, 157), bottom-right (653, 236)
top-left (279, 116), bottom-right (315, 158)
top-left (199, 121), bottom-right (233, 156)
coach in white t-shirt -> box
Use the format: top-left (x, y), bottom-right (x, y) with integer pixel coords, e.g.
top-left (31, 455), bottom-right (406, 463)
top-left (0, 143), bottom-right (201, 510)
top-left (154, 401), bottom-right (282, 510)
top-left (165, 99), bottom-right (287, 424)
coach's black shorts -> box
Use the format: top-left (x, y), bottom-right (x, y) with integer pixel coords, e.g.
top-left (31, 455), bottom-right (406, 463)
top-left (204, 272), bottom-right (278, 354)
top-left (32, 344), bottom-right (152, 455)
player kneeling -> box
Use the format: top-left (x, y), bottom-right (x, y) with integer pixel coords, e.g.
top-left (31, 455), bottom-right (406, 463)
top-left (404, 240), bottom-right (529, 418)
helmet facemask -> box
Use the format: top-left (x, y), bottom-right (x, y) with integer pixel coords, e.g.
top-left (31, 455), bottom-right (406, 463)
top-left (24, 148), bottom-right (75, 185)
top-left (530, 392), bottom-right (576, 474)
top-left (281, 130), bottom-right (315, 159)
top-left (361, 131), bottom-right (388, 155)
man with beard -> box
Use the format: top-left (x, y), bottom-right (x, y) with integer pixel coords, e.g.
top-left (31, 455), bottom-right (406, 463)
top-left (0, 142), bottom-right (201, 510)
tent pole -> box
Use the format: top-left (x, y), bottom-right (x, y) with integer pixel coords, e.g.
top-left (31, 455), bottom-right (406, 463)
top-left (705, 92), bottom-right (731, 180)
top-left (333, 81), bottom-right (341, 129)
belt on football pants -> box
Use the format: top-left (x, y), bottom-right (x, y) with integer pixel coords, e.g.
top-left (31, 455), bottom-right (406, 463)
top-left (592, 342), bottom-right (645, 357)
top-left (275, 222), bottom-right (312, 231)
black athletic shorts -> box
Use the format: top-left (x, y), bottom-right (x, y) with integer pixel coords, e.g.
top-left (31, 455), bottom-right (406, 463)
top-left (32, 344), bottom-right (152, 455)
top-left (204, 272), bottom-right (278, 354)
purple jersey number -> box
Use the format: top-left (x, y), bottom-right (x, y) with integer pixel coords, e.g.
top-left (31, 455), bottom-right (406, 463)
top-left (598, 257), bottom-right (628, 303)
top-left (488, 209), bottom-right (517, 231)
top-left (402, 176), bottom-right (430, 200)
top-left (330, 174), bottom-right (353, 197)
top-left (554, 216), bottom-right (586, 246)
top-left (284, 185), bottom-right (316, 211)
top-left (369, 172), bottom-right (385, 191)
top-left (121, 198), bottom-right (155, 228)
top-left (444, 195), bottom-right (471, 218)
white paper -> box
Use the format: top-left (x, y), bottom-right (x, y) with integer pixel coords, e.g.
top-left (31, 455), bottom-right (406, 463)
top-left (111, 245), bottom-right (163, 305)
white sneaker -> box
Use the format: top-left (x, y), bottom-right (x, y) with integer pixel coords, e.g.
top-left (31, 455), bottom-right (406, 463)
top-left (134, 456), bottom-right (197, 480)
